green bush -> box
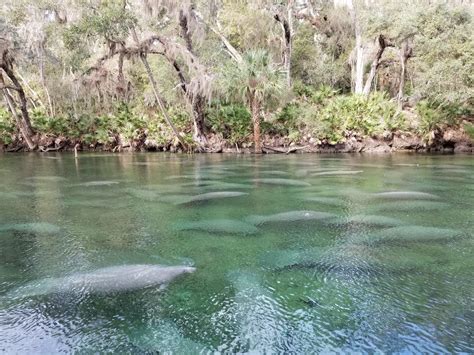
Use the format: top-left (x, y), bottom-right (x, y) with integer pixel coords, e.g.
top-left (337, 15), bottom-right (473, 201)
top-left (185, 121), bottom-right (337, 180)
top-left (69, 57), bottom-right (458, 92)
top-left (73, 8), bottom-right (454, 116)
top-left (207, 103), bottom-right (252, 144)
top-left (415, 100), bottom-right (470, 142)
top-left (31, 108), bottom-right (69, 135)
top-left (301, 93), bottom-right (405, 144)
top-left (464, 123), bottom-right (474, 141)
top-left (0, 108), bottom-right (15, 144)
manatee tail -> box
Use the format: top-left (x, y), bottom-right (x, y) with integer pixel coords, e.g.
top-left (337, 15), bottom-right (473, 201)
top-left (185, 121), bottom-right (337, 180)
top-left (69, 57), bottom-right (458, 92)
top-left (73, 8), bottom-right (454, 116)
top-left (5, 278), bottom-right (60, 301)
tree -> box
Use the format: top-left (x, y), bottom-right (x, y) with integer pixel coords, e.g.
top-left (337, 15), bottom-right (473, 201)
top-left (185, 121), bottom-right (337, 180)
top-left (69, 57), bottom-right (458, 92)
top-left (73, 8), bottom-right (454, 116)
top-left (0, 39), bottom-right (36, 149)
top-left (223, 50), bottom-right (284, 153)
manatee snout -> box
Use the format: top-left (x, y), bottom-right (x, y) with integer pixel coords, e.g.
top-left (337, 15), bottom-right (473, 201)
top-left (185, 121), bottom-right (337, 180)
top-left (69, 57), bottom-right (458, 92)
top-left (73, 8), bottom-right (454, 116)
top-left (184, 266), bottom-right (196, 274)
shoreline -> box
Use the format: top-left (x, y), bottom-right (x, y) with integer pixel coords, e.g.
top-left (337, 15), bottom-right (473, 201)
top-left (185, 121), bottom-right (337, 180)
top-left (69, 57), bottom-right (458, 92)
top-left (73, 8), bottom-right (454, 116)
top-left (1, 132), bottom-right (472, 154)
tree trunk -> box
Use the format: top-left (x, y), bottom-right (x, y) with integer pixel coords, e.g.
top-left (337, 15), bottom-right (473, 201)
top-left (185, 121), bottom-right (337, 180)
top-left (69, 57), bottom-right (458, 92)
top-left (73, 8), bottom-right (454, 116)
top-left (139, 53), bottom-right (187, 149)
top-left (353, 18), bottom-right (364, 94)
top-left (191, 94), bottom-right (207, 145)
top-left (38, 43), bottom-right (54, 116)
top-left (177, 10), bottom-right (208, 146)
top-left (131, 28), bottom-right (187, 149)
top-left (167, 56), bottom-right (207, 147)
top-left (349, 1), bottom-right (364, 94)
top-left (0, 73), bottom-right (36, 149)
top-left (251, 98), bottom-right (262, 154)
top-left (363, 34), bottom-right (387, 96)
top-left (0, 65), bottom-right (35, 142)
top-left (192, 11), bottom-right (243, 63)
top-left (397, 40), bottom-right (412, 108)
top-left (275, 0), bottom-right (294, 87)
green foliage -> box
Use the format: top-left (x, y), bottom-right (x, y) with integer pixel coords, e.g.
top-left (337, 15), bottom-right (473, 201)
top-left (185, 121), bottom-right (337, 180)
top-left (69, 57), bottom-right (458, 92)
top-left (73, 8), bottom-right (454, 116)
top-left (31, 109), bottom-right (69, 135)
top-left (293, 83), bottom-right (339, 104)
top-left (416, 100), bottom-right (471, 142)
top-left (414, 5), bottom-right (474, 104)
top-left (64, 3), bottom-right (136, 48)
top-left (292, 12), bottom-right (352, 90)
top-left (302, 93), bottom-right (405, 144)
top-left (62, 2), bottom-right (136, 70)
top-left (222, 49), bottom-right (284, 109)
top-left (1, 0), bottom-right (472, 150)
top-left (0, 108), bottom-right (15, 144)
top-left (207, 104), bottom-right (252, 144)
top-left (464, 123), bottom-right (474, 141)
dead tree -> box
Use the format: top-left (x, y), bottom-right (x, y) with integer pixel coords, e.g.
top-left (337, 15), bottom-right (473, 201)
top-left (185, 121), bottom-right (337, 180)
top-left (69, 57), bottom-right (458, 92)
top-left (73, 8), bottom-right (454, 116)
top-left (0, 39), bottom-right (36, 149)
top-left (363, 34), bottom-right (393, 96)
top-left (397, 39), bottom-right (413, 108)
top-left (274, 0), bottom-right (294, 87)
top-left (178, 8), bottom-right (208, 146)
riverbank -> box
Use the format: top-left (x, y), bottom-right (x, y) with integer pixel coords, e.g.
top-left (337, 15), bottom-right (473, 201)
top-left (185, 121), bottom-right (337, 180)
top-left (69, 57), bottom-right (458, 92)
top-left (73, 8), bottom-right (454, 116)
top-left (1, 128), bottom-right (472, 154)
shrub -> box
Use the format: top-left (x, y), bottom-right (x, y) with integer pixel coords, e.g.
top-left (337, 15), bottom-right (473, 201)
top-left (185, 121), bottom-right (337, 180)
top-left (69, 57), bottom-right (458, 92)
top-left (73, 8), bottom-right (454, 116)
top-left (207, 103), bottom-right (252, 144)
top-left (0, 108), bottom-right (15, 144)
top-left (416, 100), bottom-right (471, 142)
top-left (464, 123), bottom-right (474, 141)
top-left (301, 93), bottom-right (405, 144)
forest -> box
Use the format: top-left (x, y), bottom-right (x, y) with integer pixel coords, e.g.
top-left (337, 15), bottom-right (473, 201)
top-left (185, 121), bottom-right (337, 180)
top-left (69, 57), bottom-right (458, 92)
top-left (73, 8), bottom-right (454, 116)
top-left (0, 0), bottom-right (473, 153)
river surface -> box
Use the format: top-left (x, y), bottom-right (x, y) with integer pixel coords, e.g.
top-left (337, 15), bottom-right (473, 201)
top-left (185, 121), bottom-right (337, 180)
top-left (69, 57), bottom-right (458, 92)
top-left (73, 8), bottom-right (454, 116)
top-left (0, 153), bottom-right (472, 353)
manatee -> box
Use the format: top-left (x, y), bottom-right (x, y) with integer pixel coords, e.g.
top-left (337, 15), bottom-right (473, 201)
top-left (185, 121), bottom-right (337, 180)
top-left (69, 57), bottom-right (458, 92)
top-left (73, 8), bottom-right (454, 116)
top-left (0, 191), bottom-right (21, 199)
top-left (8, 264), bottom-right (196, 298)
top-left (130, 320), bottom-right (211, 353)
top-left (355, 226), bottom-right (465, 244)
top-left (0, 222), bottom-right (61, 234)
top-left (246, 210), bottom-right (337, 226)
top-left (258, 170), bottom-right (290, 176)
top-left (65, 200), bottom-right (128, 209)
top-left (372, 191), bottom-right (439, 200)
top-left (171, 191), bottom-right (248, 205)
top-left (303, 196), bottom-right (346, 206)
top-left (26, 176), bottom-right (67, 182)
top-left (369, 200), bottom-right (450, 212)
top-left (259, 248), bottom-right (328, 270)
top-left (176, 219), bottom-right (258, 235)
top-left (201, 181), bottom-right (252, 190)
top-left (260, 246), bottom-right (380, 278)
top-left (130, 162), bottom-right (160, 166)
top-left (328, 215), bottom-right (404, 228)
top-left (251, 178), bottom-right (311, 187)
top-left (311, 170), bottom-right (363, 176)
top-left (125, 188), bottom-right (161, 201)
top-left (227, 271), bottom-right (283, 353)
top-left (77, 180), bottom-right (120, 187)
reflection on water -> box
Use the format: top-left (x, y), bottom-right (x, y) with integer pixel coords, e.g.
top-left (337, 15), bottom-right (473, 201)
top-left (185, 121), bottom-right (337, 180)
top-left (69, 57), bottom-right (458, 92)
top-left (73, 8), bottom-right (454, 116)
top-left (0, 153), bottom-right (473, 353)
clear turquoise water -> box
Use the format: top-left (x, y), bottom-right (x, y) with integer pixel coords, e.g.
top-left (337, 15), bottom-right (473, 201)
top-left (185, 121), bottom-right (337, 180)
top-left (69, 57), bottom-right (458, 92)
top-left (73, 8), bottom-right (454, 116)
top-left (0, 153), bottom-right (472, 353)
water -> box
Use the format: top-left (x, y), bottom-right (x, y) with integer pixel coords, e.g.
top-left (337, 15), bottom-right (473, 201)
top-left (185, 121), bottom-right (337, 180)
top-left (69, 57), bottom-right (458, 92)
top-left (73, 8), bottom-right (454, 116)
top-left (0, 153), bottom-right (472, 353)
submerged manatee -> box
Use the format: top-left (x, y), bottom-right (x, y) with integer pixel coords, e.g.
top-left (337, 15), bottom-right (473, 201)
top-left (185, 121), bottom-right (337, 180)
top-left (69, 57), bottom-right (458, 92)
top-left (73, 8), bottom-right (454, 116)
top-left (311, 170), bottom-right (363, 176)
top-left (176, 219), bottom-right (258, 235)
top-left (356, 226), bottom-right (464, 244)
top-left (303, 196), bottom-right (346, 207)
top-left (369, 200), bottom-right (450, 212)
top-left (172, 191), bottom-right (248, 205)
top-left (0, 222), bottom-right (61, 234)
top-left (246, 210), bottom-right (337, 226)
top-left (125, 188), bottom-right (161, 201)
top-left (25, 176), bottom-right (67, 182)
top-left (251, 178), bottom-right (311, 187)
top-left (328, 215), bottom-right (404, 228)
top-left (372, 191), bottom-right (439, 200)
top-left (9, 264), bottom-right (196, 298)
top-left (77, 180), bottom-right (120, 187)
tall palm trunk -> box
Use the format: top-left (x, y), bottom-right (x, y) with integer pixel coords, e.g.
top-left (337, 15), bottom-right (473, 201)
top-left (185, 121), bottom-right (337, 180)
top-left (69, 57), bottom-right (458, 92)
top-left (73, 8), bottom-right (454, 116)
top-left (251, 97), bottom-right (262, 154)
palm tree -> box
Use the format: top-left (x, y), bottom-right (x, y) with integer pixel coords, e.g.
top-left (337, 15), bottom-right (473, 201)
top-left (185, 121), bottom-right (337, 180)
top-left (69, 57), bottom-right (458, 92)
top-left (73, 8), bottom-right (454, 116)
top-left (224, 50), bottom-right (284, 153)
